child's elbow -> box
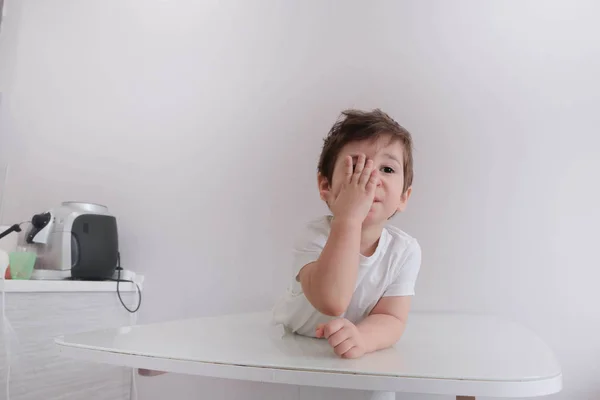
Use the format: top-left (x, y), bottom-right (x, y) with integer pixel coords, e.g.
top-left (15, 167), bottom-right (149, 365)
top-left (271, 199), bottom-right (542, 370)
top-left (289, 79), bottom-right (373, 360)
top-left (303, 281), bottom-right (350, 317)
top-left (316, 300), bottom-right (347, 317)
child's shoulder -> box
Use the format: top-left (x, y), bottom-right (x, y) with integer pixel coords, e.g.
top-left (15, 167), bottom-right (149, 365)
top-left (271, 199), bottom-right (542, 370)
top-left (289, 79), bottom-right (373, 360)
top-left (293, 215), bottom-right (332, 248)
top-left (383, 224), bottom-right (420, 253)
top-left (384, 223), bottom-right (415, 241)
top-left (305, 215), bottom-right (333, 229)
top-left (299, 215), bottom-right (332, 237)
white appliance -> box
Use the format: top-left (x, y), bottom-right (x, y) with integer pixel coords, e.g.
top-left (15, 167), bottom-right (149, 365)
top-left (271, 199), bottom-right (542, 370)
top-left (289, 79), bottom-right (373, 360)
top-left (26, 202), bottom-right (119, 280)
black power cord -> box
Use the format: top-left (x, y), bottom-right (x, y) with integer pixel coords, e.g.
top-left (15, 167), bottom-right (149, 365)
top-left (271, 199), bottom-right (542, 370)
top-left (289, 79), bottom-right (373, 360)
top-left (0, 221), bottom-right (31, 241)
top-left (0, 224), bottom-right (21, 240)
top-left (111, 253), bottom-right (142, 313)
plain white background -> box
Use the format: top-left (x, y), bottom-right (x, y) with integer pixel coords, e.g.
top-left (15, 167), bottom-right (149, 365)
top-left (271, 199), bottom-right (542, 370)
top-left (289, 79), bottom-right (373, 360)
top-left (1, 1), bottom-right (599, 399)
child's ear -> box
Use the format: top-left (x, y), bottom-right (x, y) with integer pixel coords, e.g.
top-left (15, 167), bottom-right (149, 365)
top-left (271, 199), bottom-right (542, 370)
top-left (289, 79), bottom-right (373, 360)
top-left (397, 187), bottom-right (412, 212)
top-left (317, 173), bottom-right (331, 203)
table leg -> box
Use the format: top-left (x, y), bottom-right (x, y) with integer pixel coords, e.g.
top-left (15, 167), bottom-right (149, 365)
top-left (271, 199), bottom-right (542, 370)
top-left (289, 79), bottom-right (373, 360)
top-left (138, 369), bottom-right (167, 376)
top-left (368, 391), bottom-right (395, 400)
top-left (456, 397), bottom-right (476, 400)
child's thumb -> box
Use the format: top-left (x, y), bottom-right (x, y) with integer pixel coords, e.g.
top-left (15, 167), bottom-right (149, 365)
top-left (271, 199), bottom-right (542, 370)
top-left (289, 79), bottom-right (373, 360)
top-left (315, 324), bottom-right (325, 338)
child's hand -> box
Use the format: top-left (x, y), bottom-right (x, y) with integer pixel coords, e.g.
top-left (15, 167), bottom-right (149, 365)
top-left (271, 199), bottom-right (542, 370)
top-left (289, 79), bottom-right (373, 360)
top-left (316, 318), bottom-right (367, 359)
top-left (329, 154), bottom-right (379, 224)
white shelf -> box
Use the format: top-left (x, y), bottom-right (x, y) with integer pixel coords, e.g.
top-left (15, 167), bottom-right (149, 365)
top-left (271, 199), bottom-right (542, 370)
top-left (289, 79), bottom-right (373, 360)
top-left (0, 278), bottom-right (142, 292)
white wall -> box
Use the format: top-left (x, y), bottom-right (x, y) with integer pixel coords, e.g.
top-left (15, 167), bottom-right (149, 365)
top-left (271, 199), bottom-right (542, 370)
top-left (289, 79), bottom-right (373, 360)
top-left (1, 1), bottom-right (599, 399)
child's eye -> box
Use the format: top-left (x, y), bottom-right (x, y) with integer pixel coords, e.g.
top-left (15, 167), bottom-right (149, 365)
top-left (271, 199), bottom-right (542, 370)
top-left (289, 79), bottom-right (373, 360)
top-left (381, 166), bottom-right (395, 174)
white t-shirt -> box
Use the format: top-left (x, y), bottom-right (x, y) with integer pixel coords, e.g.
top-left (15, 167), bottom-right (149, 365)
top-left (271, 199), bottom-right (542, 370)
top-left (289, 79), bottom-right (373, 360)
top-left (272, 216), bottom-right (422, 337)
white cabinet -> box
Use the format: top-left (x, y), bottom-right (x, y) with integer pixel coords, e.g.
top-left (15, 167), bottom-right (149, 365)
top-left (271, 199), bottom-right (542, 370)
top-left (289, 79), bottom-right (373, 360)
top-left (0, 280), bottom-right (142, 400)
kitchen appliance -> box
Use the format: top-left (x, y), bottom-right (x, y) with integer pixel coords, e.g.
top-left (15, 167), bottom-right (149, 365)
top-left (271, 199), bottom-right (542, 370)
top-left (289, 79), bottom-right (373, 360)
top-left (26, 201), bottom-right (119, 280)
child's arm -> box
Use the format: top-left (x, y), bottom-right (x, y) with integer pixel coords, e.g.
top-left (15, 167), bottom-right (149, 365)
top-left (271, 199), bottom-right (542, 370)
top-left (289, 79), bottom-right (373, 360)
top-left (298, 218), bottom-right (362, 316)
top-left (316, 296), bottom-right (411, 358)
top-left (356, 240), bottom-right (420, 350)
top-left (298, 154), bottom-right (379, 317)
top-left (356, 296), bottom-right (411, 352)
top-left (316, 240), bottom-right (420, 357)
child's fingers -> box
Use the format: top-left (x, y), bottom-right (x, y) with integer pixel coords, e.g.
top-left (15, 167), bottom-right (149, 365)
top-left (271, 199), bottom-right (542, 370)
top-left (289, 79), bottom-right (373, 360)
top-left (333, 338), bottom-right (355, 357)
top-left (358, 159), bottom-right (374, 187)
top-left (323, 319), bottom-right (345, 338)
top-left (344, 156), bottom-right (353, 182)
top-left (315, 324), bottom-right (325, 338)
top-left (341, 346), bottom-right (362, 359)
top-left (328, 327), bottom-right (351, 348)
top-left (366, 170), bottom-right (379, 193)
top-left (351, 154), bottom-right (366, 183)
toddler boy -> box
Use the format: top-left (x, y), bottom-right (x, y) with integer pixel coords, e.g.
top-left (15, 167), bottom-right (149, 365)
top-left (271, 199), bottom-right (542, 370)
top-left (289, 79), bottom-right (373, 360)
top-left (273, 109), bottom-right (421, 359)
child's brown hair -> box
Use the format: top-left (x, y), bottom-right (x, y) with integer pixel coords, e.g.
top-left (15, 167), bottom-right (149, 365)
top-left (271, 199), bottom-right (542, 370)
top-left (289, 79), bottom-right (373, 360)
top-left (317, 109), bottom-right (414, 193)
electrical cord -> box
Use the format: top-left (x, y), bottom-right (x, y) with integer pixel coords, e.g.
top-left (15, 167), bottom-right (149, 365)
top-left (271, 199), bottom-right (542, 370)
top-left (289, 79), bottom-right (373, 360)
top-left (0, 221), bottom-right (30, 241)
top-left (111, 253), bottom-right (141, 313)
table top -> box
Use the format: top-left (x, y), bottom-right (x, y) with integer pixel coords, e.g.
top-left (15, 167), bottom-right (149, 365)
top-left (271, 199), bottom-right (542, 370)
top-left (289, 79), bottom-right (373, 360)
top-left (55, 311), bottom-right (562, 397)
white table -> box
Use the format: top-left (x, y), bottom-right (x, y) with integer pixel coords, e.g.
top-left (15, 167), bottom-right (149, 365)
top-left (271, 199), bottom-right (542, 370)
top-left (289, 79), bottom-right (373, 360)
top-left (55, 311), bottom-right (562, 400)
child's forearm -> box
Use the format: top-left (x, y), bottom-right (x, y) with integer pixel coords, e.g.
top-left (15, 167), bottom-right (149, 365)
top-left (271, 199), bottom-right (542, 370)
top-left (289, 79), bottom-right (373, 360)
top-left (357, 313), bottom-right (406, 353)
top-left (300, 218), bottom-right (361, 316)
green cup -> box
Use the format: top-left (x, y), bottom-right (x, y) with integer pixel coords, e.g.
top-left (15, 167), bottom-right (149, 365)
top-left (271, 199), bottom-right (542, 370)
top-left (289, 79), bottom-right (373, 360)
top-left (9, 251), bottom-right (37, 280)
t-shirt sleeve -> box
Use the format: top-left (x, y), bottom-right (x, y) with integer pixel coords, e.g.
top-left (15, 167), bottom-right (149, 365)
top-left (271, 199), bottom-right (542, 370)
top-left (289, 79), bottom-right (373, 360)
top-left (383, 239), bottom-right (422, 297)
top-left (289, 219), bottom-right (329, 295)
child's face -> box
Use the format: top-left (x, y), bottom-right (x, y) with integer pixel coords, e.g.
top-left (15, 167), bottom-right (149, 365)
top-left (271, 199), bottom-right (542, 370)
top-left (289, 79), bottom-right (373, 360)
top-left (320, 134), bottom-right (411, 226)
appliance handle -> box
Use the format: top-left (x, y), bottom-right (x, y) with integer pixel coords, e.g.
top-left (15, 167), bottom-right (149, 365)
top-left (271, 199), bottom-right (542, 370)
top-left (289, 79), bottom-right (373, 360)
top-left (70, 232), bottom-right (80, 269)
